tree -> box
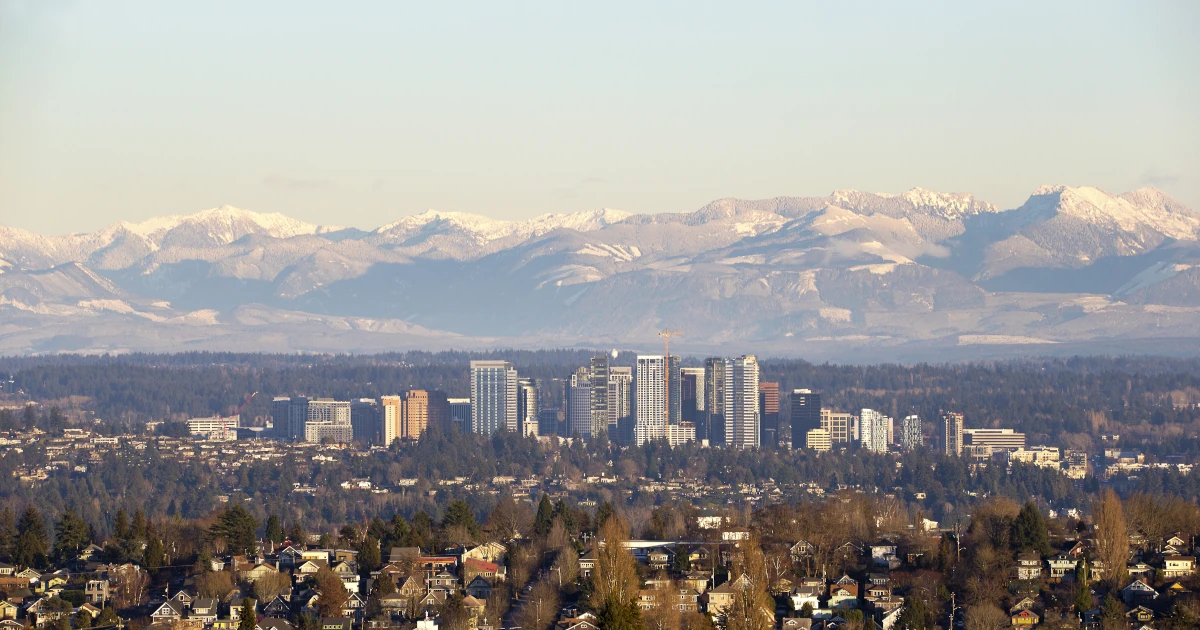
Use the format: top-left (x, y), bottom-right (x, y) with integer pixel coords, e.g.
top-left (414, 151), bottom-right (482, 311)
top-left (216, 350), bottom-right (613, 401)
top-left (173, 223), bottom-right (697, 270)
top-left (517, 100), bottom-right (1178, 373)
top-left (208, 505), bottom-right (258, 556)
top-left (53, 509), bottom-right (91, 561)
top-left (964, 604), bottom-right (1009, 630)
top-left (95, 608), bottom-right (119, 628)
top-left (238, 598), bottom-right (257, 630)
top-left (288, 522), bottom-right (306, 545)
top-left (253, 570), bottom-right (292, 603)
top-left (315, 567), bottom-right (349, 618)
top-left (14, 506), bottom-right (49, 568)
top-left (596, 595), bottom-right (642, 630)
top-left (895, 596), bottom-right (933, 630)
top-left (1011, 501), bottom-right (1050, 555)
top-left (365, 575), bottom-right (395, 620)
top-left (516, 580), bottom-right (561, 630)
top-left (338, 525), bottom-right (360, 548)
top-left (1074, 559), bottom-right (1092, 612)
top-left (534, 495), bottom-right (555, 537)
top-left (1100, 594), bottom-right (1125, 630)
top-left (113, 509), bottom-right (130, 544)
top-left (443, 500), bottom-right (480, 540)
top-left (75, 608), bottom-right (93, 629)
top-left (590, 517), bottom-right (639, 610)
top-left (196, 570), bottom-right (234, 599)
top-left (1093, 489), bottom-right (1128, 588)
top-left (594, 502), bottom-right (615, 531)
top-left (799, 602), bottom-right (813, 618)
top-left (264, 515), bottom-right (284, 546)
top-left (144, 535), bottom-right (165, 573)
top-left (720, 536), bottom-right (774, 630)
top-left (0, 507), bottom-right (16, 559)
top-left (358, 535), bottom-right (381, 573)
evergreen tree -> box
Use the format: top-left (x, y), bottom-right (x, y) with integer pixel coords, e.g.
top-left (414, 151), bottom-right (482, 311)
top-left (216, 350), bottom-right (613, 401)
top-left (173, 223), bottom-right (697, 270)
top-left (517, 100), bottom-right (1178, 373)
top-left (209, 504), bottom-right (258, 555)
top-left (112, 509), bottom-right (130, 544)
top-left (442, 500), bottom-right (480, 539)
top-left (264, 515), bottom-right (284, 546)
top-left (0, 507), bottom-right (16, 560)
top-left (799, 602), bottom-right (813, 618)
top-left (1073, 559), bottom-right (1092, 612)
top-left (534, 495), bottom-right (555, 537)
top-left (75, 609), bottom-right (93, 629)
top-left (144, 535), bottom-right (165, 573)
top-left (131, 509), bottom-right (148, 542)
top-left (1011, 501), bottom-right (1050, 554)
top-left (386, 514), bottom-right (409, 549)
top-left (287, 523), bottom-right (306, 545)
top-left (358, 535), bottom-right (382, 573)
top-left (593, 502), bottom-right (615, 532)
top-left (238, 598), bottom-right (257, 630)
top-left (13, 506), bottom-right (49, 568)
top-left (53, 509), bottom-right (91, 562)
top-left (366, 516), bottom-right (388, 543)
top-left (95, 608), bottom-right (119, 628)
top-left (895, 596), bottom-right (933, 630)
top-left (596, 595), bottom-right (641, 630)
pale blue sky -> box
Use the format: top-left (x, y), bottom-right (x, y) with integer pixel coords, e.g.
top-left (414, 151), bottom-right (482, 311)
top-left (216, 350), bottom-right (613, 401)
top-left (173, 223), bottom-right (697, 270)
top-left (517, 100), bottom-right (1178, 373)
top-left (1, 1), bottom-right (1197, 234)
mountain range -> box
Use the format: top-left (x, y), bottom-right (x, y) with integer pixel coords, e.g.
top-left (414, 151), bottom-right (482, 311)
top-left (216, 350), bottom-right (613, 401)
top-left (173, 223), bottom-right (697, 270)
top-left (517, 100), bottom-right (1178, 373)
top-left (5, 184), bottom-right (1200, 359)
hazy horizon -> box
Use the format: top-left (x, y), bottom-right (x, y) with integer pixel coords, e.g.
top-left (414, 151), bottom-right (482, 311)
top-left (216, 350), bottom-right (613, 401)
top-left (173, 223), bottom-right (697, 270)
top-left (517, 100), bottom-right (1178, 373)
top-left (2, 1), bottom-right (1198, 234)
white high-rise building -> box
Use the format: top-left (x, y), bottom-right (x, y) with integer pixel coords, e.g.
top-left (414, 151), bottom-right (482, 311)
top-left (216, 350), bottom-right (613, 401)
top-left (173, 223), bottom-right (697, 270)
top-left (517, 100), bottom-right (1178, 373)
top-left (724, 355), bottom-right (759, 449)
top-left (944, 412), bottom-right (964, 456)
top-left (470, 360), bottom-right (518, 435)
top-left (634, 355), bottom-right (666, 445)
top-left (607, 367), bottom-right (633, 428)
top-left (901, 414), bottom-right (923, 451)
top-left (380, 395), bottom-right (402, 446)
top-left (859, 408), bottom-right (890, 453)
top-left (567, 368), bottom-right (593, 440)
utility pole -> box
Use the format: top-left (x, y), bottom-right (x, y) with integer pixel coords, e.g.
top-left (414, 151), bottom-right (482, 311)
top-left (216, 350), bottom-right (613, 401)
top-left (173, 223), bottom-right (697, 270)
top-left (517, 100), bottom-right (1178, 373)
top-left (658, 328), bottom-right (683, 433)
top-left (949, 591), bottom-right (955, 630)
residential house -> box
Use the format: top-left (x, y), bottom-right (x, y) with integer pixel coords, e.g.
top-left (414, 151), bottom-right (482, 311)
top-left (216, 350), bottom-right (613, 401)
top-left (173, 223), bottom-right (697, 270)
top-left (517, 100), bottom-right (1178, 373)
top-left (461, 595), bottom-right (486, 621)
top-left (1128, 563), bottom-right (1155, 580)
top-left (262, 596), bottom-right (292, 617)
top-left (151, 601), bottom-right (185, 624)
top-left (256, 616), bottom-right (294, 630)
top-left (85, 579), bottom-right (110, 605)
top-left (647, 550), bottom-right (671, 571)
top-left (462, 558), bottom-right (501, 584)
top-left (680, 572), bottom-right (709, 595)
top-left (1016, 553), bottom-right (1042, 581)
top-left (1126, 605), bottom-right (1155, 624)
top-left (1011, 610), bottom-right (1039, 627)
top-left (578, 549), bottom-right (596, 579)
top-left (1009, 596), bottom-right (1036, 614)
top-left (425, 571), bottom-right (458, 596)
top-left (465, 576), bottom-right (493, 601)
top-left (704, 575), bottom-right (752, 616)
top-left (318, 619), bottom-right (352, 630)
top-left (1162, 555), bottom-right (1196, 578)
top-left (1047, 554), bottom-right (1077, 581)
top-left (870, 544), bottom-right (899, 569)
top-left (231, 598), bottom-right (258, 621)
top-left (191, 597), bottom-right (219, 624)
top-left (791, 585), bottom-right (820, 612)
top-left (462, 542), bottom-right (507, 565)
top-left (827, 576), bottom-right (859, 609)
top-left (1122, 580), bottom-right (1160, 605)
top-left (780, 619), bottom-right (813, 630)
top-left (0, 601), bottom-right (17, 621)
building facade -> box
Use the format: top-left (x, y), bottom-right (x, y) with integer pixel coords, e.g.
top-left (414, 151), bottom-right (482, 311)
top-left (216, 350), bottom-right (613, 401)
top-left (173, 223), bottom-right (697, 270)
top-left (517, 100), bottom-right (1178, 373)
top-left (944, 412), bottom-right (964, 456)
top-left (470, 360), bottom-right (518, 435)
top-left (634, 355), bottom-right (666, 446)
top-left (724, 355), bottom-right (760, 449)
top-left (790, 389), bottom-right (821, 450)
top-left (859, 408), bottom-right (890, 453)
top-left (900, 414), bottom-right (923, 451)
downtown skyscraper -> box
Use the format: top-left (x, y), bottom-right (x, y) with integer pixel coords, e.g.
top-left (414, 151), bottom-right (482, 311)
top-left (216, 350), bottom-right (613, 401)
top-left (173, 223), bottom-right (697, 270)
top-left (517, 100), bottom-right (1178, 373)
top-left (470, 360), bottom-right (518, 435)
top-left (901, 414), bottom-right (923, 451)
top-left (724, 355), bottom-right (759, 449)
top-left (634, 355), bottom-right (666, 445)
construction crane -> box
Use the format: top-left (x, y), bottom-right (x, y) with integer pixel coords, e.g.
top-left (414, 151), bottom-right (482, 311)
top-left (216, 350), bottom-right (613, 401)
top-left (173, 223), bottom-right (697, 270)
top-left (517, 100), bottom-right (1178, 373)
top-left (234, 391), bottom-right (258, 420)
top-left (658, 328), bottom-right (683, 430)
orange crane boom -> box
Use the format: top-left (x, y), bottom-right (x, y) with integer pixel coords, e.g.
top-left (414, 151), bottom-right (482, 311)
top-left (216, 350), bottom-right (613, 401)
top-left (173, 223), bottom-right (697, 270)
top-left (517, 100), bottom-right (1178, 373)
top-left (234, 391), bottom-right (258, 418)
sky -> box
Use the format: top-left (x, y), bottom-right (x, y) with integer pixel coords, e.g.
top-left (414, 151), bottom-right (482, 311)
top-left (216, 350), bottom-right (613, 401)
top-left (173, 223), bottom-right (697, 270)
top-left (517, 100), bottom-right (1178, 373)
top-left (1, 1), bottom-right (1197, 235)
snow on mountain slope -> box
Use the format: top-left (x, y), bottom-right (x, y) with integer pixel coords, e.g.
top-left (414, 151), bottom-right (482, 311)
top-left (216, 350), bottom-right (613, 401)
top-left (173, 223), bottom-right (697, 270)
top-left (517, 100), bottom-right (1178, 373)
top-left (977, 185), bottom-right (1200, 279)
